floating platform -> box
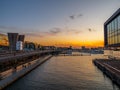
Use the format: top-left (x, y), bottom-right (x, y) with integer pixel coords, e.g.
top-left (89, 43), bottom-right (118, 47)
top-left (93, 59), bottom-right (120, 87)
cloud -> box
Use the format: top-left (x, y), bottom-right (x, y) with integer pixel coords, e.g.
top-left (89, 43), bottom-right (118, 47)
top-left (0, 25), bottom-right (18, 31)
top-left (49, 28), bottom-right (61, 34)
top-left (0, 33), bottom-right (7, 36)
top-left (0, 30), bottom-right (6, 34)
top-left (0, 25), bottom-right (83, 39)
top-left (88, 28), bottom-right (92, 32)
top-left (0, 25), bottom-right (63, 37)
top-left (0, 25), bottom-right (27, 34)
top-left (77, 14), bottom-right (83, 17)
top-left (88, 28), bottom-right (96, 32)
top-left (69, 13), bottom-right (83, 20)
top-left (0, 25), bottom-right (45, 38)
top-left (25, 32), bottom-right (43, 37)
top-left (46, 27), bottom-right (83, 36)
top-left (69, 15), bottom-right (75, 20)
top-left (39, 27), bottom-right (62, 37)
top-left (66, 29), bottom-right (83, 34)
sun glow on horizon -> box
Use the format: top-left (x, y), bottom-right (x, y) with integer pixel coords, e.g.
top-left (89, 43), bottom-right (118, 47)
top-left (24, 27), bottom-right (104, 48)
top-left (25, 35), bottom-right (104, 48)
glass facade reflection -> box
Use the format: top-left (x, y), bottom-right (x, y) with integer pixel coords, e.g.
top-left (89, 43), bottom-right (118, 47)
top-left (104, 8), bottom-right (120, 47)
top-left (0, 34), bottom-right (8, 46)
top-left (107, 15), bottom-right (120, 45)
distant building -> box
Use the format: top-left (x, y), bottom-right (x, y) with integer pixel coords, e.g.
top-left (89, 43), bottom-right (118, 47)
top-left (43, 46), bottom-right (56, 50)
top-left (7, 33), bottom-right (25, 51)
top-left (16, 41), bottom-right (23, 51)
top-left (0, 33), bottom-right (8, 46)
top-left (0, 33), bottom-right (9, 51)
top-left (81, 46), bottom-right (85, 50)
top-left (69, 46), bottom-right (72, 49)
top-left (104, 8), bottom-right (120, 48)
top-left (18, 35), bottom-right (25, 51)
top-left (24, 41), bottom-right (41, 50)
top-left (24, 42), bottom-right (35, 50)
top-left (8, 33), bottom-right (19, 51)
top-left (18, 35), bottom-right (25, 42)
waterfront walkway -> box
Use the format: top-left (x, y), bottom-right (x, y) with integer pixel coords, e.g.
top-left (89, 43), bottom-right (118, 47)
top-left (0, 50), bottom-right (56, 63)
top-left (0, 55), bottom-right (52, 90)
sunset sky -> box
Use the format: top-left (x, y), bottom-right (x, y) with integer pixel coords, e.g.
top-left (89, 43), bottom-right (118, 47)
top-left (0, 0), bottom-right (120, 47)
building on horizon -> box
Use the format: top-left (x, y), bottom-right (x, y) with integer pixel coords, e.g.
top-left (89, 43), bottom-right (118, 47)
top-left (24, 41), bottom-right (42, 51)
top-left (8, 33), bottom-right (19, 51)
top-left (0, 33), bottom-right (8, 46)
top-left (18, 35), bottom-right (25, 42)
top-left (7, 33), bottom-right (25, 51)
top-left (104, 8), bottom-right (120, 48)
top-left (0, 33), bottom-right (9, 51)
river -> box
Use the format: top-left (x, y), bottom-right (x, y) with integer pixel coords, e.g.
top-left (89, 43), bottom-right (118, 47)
top-left (5, 53), bottom-right (120, 90)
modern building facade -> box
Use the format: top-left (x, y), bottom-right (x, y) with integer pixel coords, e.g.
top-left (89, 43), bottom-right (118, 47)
top-left (7, 33), bottom-right (25, 51)
top-left (24, 41), bottom-right (41, 50)
top-left (8, 33), bottom-right (19, 51)
top-left (104, 8), bottom-right (120, 47)
top-left (18, 35), bottom-right (25, 42)
top-left (0, 33), bottom-right (9, 51)
top-left (0, 33), bottom-right (8, 46)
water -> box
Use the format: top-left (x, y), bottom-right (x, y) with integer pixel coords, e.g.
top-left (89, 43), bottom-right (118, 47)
top-left (5, 53), bottom-right (120, 90)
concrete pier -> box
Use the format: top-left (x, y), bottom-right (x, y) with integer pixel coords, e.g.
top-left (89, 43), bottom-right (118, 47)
top-left (93, 59), bottom-right (120, 87)
top-left (0, 55), bottom-right (52, 90)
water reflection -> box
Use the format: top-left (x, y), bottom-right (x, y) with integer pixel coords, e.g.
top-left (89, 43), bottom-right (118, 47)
top-left (6, 54), bottom-right (119, 90)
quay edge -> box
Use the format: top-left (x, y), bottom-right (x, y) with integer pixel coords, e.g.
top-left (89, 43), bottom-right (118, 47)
top-left (93, 59), bottom-right (120, 87)
top-left (0, 55), bottom-right (52, 90)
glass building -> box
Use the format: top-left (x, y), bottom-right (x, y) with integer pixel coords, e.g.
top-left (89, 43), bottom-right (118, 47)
top-left (104, 8), bottom-right (120, 47)
top-left (0, 33), bottom-right (8, 46)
